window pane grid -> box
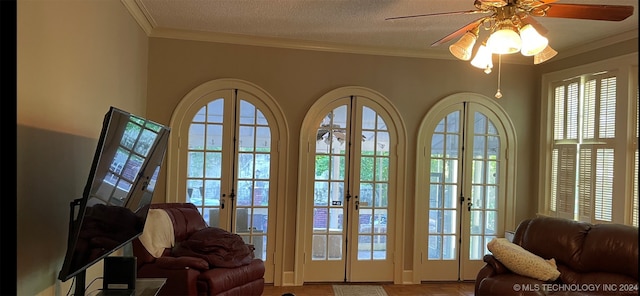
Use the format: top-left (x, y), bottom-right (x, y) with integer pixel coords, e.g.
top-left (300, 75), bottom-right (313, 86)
top-left (359, 107), bottom-right (389, 261)
top-left (312, 107), bottom-right (348, 261)
top-left (187, 97), bottom-right (273, 261)
top-left (428, 111), bottom-right (460, 261)
top-left (469, 112), bottom-right (500, 260)
top-left (188, 103), bottom-right (225, 222)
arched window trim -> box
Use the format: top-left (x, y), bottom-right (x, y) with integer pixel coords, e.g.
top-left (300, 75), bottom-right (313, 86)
top-left (166, 78), bottom-right (289, 285)
top-left (294, 86), bottom-right (407, 285)
top-left (413, 92), bottom-right (517, 284)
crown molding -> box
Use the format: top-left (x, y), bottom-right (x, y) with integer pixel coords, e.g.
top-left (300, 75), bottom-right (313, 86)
top-left (146, 27), bottom-right (537, 65)
top-left (559, 29), bottom-right (638, 58)
top-left (122, 0), bottom-right (637, 64)
top-left (151, 27), bottom-right (462, 60)
top-left (121, 0), bottom-right (154, 35)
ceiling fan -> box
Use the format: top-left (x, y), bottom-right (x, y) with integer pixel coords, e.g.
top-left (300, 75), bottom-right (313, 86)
top-left (386, 0), bottom-right (634, 98)
top-left (386, 0), bottom-right (634, 61)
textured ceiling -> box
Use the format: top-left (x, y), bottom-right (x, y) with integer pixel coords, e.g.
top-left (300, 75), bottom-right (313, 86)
top-left (124, 0), bottom-right (638, 62)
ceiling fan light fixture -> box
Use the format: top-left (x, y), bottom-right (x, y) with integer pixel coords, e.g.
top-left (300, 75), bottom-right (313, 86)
top-left (471, 43), bottom-right (493, 74)
top-left (519, 24), bottom-right (548, 56)
top-left (533, 45), bottom-right (558, 64)
top-left (384, 0), bottom-right (636, 98)
top-left (449, 31), bottom-right (478, 61)
top-left (486, 22), bottom-right (521, 54)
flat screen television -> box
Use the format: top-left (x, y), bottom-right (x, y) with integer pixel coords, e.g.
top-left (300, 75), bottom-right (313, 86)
top-left (58, 106), bottom-right (170, 295)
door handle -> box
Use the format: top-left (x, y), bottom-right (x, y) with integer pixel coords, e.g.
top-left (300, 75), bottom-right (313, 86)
top-left (466, 197), bottom-right (472, 212)
top-left (354, 195), bottom-right (359, 210)
top-left (221, 194), bottom-right (225, 209)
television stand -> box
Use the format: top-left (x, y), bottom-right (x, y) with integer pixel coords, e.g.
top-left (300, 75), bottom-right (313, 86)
top-left (97, 278), bottom-right (166, 296)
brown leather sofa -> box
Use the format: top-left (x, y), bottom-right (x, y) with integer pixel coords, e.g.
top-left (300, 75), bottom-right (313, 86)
top-left (133, 203), bottom-right (265, 296)
top-left (475, 216), bottom-right (638, 296)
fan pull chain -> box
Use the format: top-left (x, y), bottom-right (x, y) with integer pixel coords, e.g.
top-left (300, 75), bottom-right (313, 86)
top-left (495, 54), bottom-right (502, 99)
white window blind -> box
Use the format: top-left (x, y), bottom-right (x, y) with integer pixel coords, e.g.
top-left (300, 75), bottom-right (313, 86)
top-left (633, 80), bottom-right (639, 227)
top-left (633, 148), bottom-right (638, 226)
top-left (577, 148), bottom-right (592, 220)
top-left (594, 148), bottom-right (614, 221)
top-left (599, 77), bottom-right (617, 139)
top-left (551, 73), bottom-right (617, 222)
top-left (550, 78), bottom-right (579, 219)
top-left (551, 145), bottom-right (577, 218)
top-left (553, 86), bottom-right (565, 141)
top-left (543, 55), bottom-right (638, 226)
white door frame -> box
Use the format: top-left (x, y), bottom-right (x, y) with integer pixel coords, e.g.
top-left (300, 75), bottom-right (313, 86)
top-left (166, 78), bottom-right (289, 285)
top-left (412, 92), bottom-right (518, 283)
top-left (293, 86), bottom-right (407, 285)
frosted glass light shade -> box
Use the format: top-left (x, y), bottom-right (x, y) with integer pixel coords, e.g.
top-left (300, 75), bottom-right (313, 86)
top-left (487, 25), bottom-right (521, 54)
top-left (534, 45), bottom-right (557, 64)
top-left (449, 31), bottom-right (477, 61)
top-left (520, 24), bottom-right (548, 56)
top-left (471, 44), bottom-right (493, 73)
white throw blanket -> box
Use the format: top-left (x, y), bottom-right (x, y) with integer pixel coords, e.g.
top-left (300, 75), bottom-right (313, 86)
top-left (138, 209), bottom-right (175, 258)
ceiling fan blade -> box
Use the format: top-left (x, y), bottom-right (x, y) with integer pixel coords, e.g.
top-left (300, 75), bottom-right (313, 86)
top-left (543, 3), bottom-right (634, 21)
top-left (385, 9), bottom-right (488, 21)
top-left (430, 17), bottom-right (487, 47)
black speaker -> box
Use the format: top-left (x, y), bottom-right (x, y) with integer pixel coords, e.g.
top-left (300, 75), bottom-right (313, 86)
top-left (103, 256), bottom-right (136, 290)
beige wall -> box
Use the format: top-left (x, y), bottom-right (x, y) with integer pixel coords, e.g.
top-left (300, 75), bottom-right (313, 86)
top-left (144, 38), bottom-right (542, 272)
top-left (15, 0), bottom-right (637, 293)
top-left (17, 0), bottom-right (148, 295)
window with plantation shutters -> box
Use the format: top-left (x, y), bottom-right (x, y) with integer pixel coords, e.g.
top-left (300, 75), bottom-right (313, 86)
top-left (633, 148), bottom-right (638, 226)
top-left (550, 78), bottom-right (579, 219)
top-left (551, 73), bottom-right (617, 222)
top-left (550, 146), bottom-right (577, 218)
top-left (543, 54), bottom-right (638, 226)
top-left (633, 70), bottom-right (639, 227)
top-left (582, 74), bottom-right (616, 222)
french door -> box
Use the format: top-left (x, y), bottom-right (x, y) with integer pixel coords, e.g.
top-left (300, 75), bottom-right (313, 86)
top-left (419, 100), bottom-right (508, 281)
top-left (176, 89), bottom-right (276, 281)
top-left (303, 95), bottom-right (395, 282)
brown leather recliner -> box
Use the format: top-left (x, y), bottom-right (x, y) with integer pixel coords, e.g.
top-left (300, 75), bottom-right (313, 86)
top-left (132, 203), bottom-right (265, 296)
top-left (475, 216), bottom-right (638, 296)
